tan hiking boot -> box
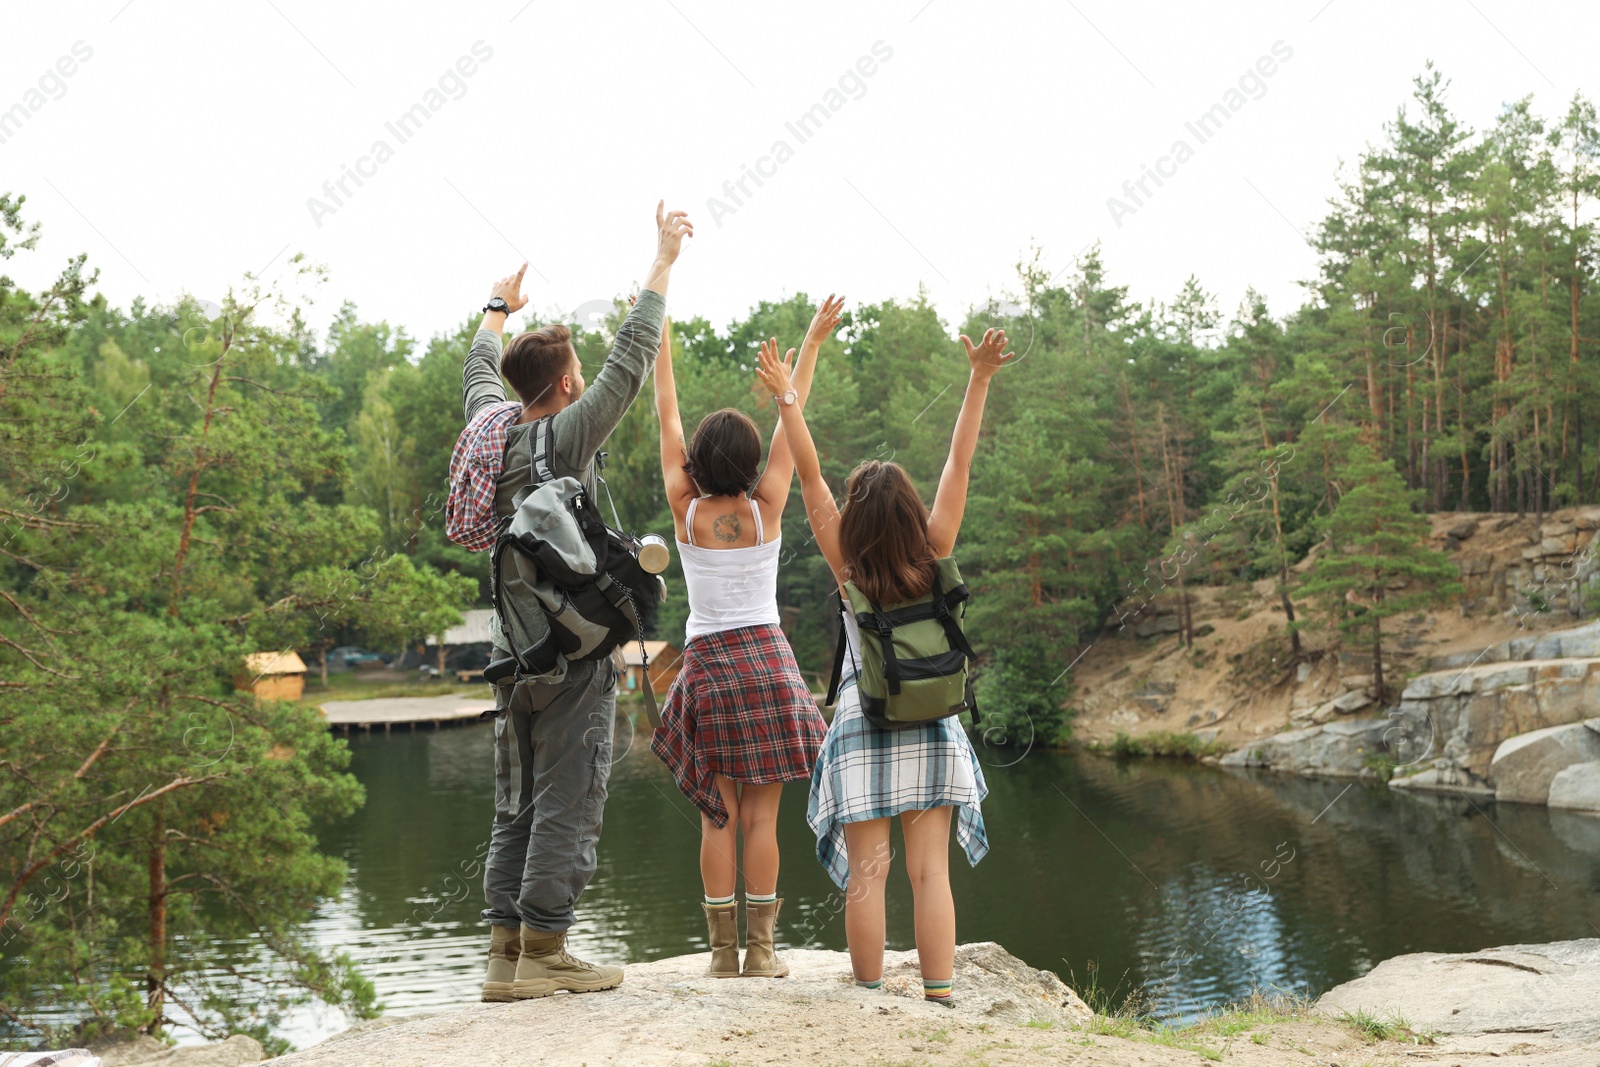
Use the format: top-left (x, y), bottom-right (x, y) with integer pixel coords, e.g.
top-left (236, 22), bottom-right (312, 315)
top-left (481, 924), bottom-right (521, 1002)
top-left (703, 903), bottom-right (740, 977)
top-left (741, 899), bottom-right (790, 978)
top-left (512, 926), bottom-right (624, 999)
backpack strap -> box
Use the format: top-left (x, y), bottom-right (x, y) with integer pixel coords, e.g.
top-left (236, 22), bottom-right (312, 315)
top-left (865, 609), bottom-right (902, 696)
top-left (600, 569), bottom-right (662, 728)
top-left (825, 593), bottom-right (848, 707)
top-left (527, 414), bottom-right (557, 488)
top-left (929, 570), bottom-right (978, 662)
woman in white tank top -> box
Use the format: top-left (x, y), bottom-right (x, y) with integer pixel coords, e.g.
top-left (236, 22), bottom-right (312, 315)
top-left (647, 299), bottom-right (844, 979)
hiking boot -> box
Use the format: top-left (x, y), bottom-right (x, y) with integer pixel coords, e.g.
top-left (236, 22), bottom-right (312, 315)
top-left (703, 903), bottom-right (740, 977)
top-left (481, 924), bottom-right (521, 1002)
top-left (512, 926), bottom-right (624, 999)
top-left (741, 899), bottom-right (790, 978)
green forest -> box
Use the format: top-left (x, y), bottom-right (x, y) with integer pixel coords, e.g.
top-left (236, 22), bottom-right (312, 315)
top-left (5, 66), bottom-right (1600, 1048)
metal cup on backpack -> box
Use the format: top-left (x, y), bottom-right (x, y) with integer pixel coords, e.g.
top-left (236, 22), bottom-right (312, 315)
top-left (637, 533), bottom-right (671, 574)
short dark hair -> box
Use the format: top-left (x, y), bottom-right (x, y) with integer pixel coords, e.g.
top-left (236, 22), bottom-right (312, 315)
top-left (684, 408), bottom-right (761, 498)
top-left (500, 324), bottom-right (575, 405)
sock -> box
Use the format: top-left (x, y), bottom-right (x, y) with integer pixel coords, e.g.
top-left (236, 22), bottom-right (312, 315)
top-left (745, 891), bottom-right (777, 905)
top-left (923, 978), bottom-right (953, 1002)
top-left (704, 893), bottom-right (735, 907)
top-left (855, 977), bottom-right (883, 990)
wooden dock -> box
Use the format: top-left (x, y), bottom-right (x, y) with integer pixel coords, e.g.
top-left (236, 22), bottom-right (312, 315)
top-left (320, 693), bottom-right (496, 734)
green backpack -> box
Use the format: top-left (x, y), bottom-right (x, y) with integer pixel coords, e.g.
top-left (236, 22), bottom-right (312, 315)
top-left (825, 556), bottom-right (980, 729)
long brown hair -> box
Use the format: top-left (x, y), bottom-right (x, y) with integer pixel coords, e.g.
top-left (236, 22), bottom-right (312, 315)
top-left (839, 460), bottom-right (938, 605)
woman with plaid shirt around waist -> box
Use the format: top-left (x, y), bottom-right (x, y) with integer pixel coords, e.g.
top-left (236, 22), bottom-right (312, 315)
top-left (648, 297), bottom-right (844, 979)
top-left (755, 324), bottom-right (1013, 1006)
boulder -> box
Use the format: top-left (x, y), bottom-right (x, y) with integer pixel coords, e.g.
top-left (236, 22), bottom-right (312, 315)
top-left (1554, 619), bottom-right (1600, 658)
top-left (1316, 939), bottom-right (1600, 1046)
top-left (1447, 519), bottom-right (1479, 540)
top-left (257, 943), bottom-right (1091, 1067)
top-left (1331, 689), bottom-right (1373, 714)
top-left (1132, 614), bottom-right (1180, 638)
top-left (1547, 760), bottom-right (1600, 812)
top-left (1491, 720), bottom-right (1600, 804)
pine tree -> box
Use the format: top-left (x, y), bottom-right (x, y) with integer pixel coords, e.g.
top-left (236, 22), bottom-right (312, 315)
top-left (1298, 444), bottom-right (1462, 699)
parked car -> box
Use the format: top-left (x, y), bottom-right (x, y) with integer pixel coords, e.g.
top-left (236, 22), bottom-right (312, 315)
top-left (329, 646), bottom-right (388, 669)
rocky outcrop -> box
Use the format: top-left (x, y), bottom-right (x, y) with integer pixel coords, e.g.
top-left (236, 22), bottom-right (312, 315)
top-left (1490, 719), bottom-right (1600, 804)
top-left (1449, 509), bottom-right (1600, 618)
top-left (1218, 719), bottom-right (1392, 779)
top-left (1381, 620), bottom-right (1600, 801)
top-left (1220, 619), bottom-right (1600, 805)
top-left (1317, 939), bottom-right (1600, 1058)
top-left (257, 943), bottom-right (1090, 1067)
top-left (1548, 759), bottom-right (1600, 811)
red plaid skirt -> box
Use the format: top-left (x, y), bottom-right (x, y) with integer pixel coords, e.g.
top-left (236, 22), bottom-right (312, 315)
top-left (649, 623), bottom-right (826, 827)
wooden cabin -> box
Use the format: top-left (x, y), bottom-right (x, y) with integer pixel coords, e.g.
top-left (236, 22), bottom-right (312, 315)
top-left (237, 650), bottom-right (308, 701)
top-left (621, 641), bottom-right (681, 696)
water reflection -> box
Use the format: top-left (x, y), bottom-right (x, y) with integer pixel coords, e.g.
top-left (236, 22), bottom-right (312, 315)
top-left (270, 723), bottom-right (1600, 1050)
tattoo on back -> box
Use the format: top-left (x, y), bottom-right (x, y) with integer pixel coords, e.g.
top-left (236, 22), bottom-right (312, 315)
top-left (711, 513), bottom-right (741, 543)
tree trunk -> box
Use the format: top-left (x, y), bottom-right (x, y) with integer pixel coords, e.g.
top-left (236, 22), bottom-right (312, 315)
top-left (320, 648), bottom-right (329, 688)
top-left (146, 804), bottom-right (167, 1029)
top-left (1370, 576), bottom-right (1386, 704)
top-left (170, 358), bottom-right (226, 614)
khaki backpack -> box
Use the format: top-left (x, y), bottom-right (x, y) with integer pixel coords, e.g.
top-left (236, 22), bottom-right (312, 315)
top-left (825, 556), bottom-right (979, 729)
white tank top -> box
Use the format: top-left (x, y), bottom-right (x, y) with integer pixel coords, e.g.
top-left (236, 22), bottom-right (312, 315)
top-left (677, 496), bottom-right (783, 643)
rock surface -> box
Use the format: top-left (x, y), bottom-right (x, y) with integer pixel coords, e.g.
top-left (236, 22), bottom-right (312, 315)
top-left (96, 1034), bottom-right (265, 1066)
top-left (1317, 939), bottom-right (1600, 1062)
top-left (258, 943), bottom-right (1091, 1067)
top-left (1548, 759), bottom-right (1600, 811)
top-left (1225, 618), bottom-right (1600, 802)
top-left (1218, 719), bottom-right (1392, 778)
top-left (1490, 719), bottom-right (1600, 804)
top-left (240, 940), bottom-right (1600, 1066)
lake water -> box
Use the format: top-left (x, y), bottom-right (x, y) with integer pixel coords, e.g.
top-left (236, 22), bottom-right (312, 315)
top-left (255, 717), bottom-right (1600, 1049)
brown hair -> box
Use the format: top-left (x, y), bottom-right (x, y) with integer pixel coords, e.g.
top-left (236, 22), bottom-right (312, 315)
top-left (684, 408), bottom-right (762, 498)
top-left (500, 324), bottom-right (576, 406)
top-left (839, 460), bottom-right (938, 605)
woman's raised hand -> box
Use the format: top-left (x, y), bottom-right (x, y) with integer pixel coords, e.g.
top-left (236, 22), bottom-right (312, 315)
top-left (959, 327), bottom-right (1014, 379)
top-left (804, 294), bottom-right (845, 346)
top-left (755, 337), bottom-right (796, 396)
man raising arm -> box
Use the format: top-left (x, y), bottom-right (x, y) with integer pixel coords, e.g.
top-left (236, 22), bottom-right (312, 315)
top-left (451, 202), bottom-right (692, 1005)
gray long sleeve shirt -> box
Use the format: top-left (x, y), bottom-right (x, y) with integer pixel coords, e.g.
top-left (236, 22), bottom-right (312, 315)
top-left (462, 288), bottom-right (666, 518)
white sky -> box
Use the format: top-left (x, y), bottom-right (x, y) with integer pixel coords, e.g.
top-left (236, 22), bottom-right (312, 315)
top-left (3, 0), bottom-right (1596, 345)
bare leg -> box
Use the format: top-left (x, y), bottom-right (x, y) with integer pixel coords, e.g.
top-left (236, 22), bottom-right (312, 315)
top-left (842, 818), bottom-right (893, 982)
top-left (735, 782), bottom-right (784, 896)
top-left (900, 806), bottom-right (955, 984)
top-left (700, 774), bottom-right (740, 899)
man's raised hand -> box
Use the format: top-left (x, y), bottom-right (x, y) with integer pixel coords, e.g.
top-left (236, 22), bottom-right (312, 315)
top-left (959, 327), bottom-right (1014, 379)
top-left (655, 201), bottom-right (694, 265)
top-left (489, 263), bottom-right (530, 314)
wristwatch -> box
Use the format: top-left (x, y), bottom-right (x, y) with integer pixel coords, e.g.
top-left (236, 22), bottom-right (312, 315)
top-left (483, 297), bottom-right (511, 315)
top-left (776, 388), bottom-right (798, 406)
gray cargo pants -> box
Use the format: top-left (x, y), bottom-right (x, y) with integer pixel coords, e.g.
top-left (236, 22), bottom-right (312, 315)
top-left (481, 656), bottom-right (617, 932)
